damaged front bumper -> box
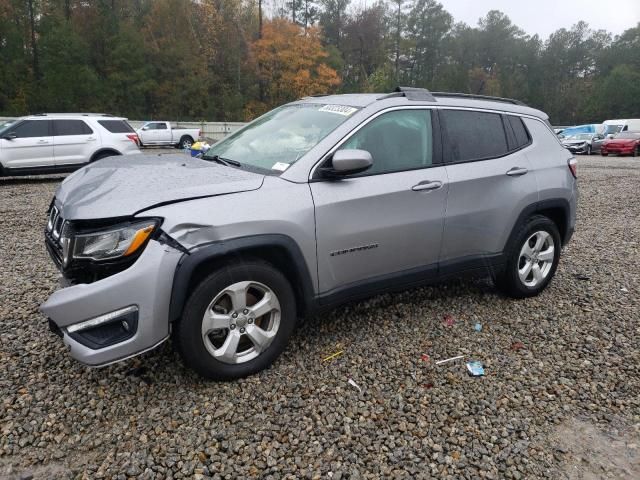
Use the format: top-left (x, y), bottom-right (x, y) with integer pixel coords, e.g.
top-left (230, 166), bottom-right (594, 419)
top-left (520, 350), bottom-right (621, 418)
top-left (40, 240), bottom-right (183, 366)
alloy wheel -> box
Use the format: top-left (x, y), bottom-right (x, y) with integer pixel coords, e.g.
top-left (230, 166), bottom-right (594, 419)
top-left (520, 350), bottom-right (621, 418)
top-left (517, 230), bottom-right (555, 288)
top-left (201, 281), bottom-right (281, 364)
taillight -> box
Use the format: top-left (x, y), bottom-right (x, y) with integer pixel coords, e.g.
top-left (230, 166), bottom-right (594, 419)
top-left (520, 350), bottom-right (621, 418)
top-left (126, 134), bottom-right (139, 145)
top-left (568, 158), bottom-right (577, 179)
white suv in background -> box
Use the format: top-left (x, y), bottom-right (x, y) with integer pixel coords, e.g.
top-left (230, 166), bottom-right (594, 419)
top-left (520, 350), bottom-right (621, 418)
top-left (0, 113), bottom-right (141, 176)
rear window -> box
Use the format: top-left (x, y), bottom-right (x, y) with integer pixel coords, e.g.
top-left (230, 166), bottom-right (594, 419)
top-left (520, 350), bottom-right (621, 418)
top-left (53, 119), bottom-right (93, 136)
top-left (441, 110), bottom-right (509, 162)
top-left (98, 120), bottom-right (135, 133)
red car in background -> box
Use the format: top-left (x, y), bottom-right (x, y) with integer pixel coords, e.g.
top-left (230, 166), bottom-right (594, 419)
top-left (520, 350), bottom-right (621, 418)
top-left (601, 132), bottom-right (640, 157)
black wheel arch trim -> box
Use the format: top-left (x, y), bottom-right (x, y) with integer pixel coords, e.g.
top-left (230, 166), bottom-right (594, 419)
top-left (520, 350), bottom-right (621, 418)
top-left (90, 148), bottom-right (122, 162)
top-left (506, 198), bottom-right (573, 249)
top-left (168, 234), bottom-right (315, 323)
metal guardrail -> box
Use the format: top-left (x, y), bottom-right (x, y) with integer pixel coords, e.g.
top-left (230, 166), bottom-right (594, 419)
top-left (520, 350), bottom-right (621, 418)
top-left (0, 117), bottom-right (246, 142)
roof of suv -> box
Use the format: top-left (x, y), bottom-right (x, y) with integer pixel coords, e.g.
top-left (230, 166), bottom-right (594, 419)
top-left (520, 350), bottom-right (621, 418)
top-left (21, 113), bottom-right (128, 120)
top-left (297, 87), bottom-right (548, 120)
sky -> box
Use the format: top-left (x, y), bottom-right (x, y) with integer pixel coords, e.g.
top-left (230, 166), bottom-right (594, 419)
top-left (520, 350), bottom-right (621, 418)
top-left (438, 0), bottom-right (640, 39)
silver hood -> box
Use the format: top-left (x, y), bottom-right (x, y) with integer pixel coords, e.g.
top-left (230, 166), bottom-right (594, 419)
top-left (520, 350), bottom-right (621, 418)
top-left (55, 154), bottom-right (265, 219)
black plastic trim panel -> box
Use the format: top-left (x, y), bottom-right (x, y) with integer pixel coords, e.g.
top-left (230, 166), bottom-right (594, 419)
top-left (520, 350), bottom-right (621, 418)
top-left (169, 234), bottom-right (316, 322)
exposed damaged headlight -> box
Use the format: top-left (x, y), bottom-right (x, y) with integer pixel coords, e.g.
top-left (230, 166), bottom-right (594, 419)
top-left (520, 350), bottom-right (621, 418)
top-left (72, 219), bottom-right (160, 261)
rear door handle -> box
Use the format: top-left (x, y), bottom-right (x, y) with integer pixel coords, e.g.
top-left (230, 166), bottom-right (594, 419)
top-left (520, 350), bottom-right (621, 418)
top-left (37, 140), bottom-right (49, 144)
top-left (412, 180), bottom-right (443, 192)
top-left (506, 167), bottom-right (528, 177)
top-left (86, 137), bottom-right (96, 142)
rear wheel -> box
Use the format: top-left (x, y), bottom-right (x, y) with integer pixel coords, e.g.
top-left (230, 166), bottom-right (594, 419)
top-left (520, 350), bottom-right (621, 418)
top-left (496, 215), bottom-right (561, 299)
top-left (178, 136), bottom-right (194, 150)
top-left (174, 260), bottom-right (296, 380)
top-left (602, 152), bottom-right (608, 157)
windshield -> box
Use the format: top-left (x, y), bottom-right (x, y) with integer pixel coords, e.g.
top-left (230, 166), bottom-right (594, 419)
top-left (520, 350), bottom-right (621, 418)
top-left (605, 124), bottom-right (623, 135)
top-left (0, 120), bottom-right (16, 135)
top-left (565, 134), bottom-right (592, 140)
top-left (613, 132), bottom-right (640, 139)
top-left (204, 104), bottom-right (358, 172)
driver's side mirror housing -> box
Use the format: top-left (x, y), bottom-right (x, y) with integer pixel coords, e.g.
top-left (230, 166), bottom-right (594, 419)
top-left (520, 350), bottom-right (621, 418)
top-left (1, 132), bottom-right (17, 140)
top-left (320, 149), bottom-right (373, 178)
top-left (141, 126), bottom-right (149, 131)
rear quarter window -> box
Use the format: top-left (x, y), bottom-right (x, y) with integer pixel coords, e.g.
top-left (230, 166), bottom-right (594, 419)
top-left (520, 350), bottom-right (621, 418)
top-left (505, 115), bottom-right (531, 150)
top-left (98, 120), bottom-right (135, 133)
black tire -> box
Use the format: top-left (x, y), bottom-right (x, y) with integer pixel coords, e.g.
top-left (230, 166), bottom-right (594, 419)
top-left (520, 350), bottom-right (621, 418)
top-left (495, 215), bottom-right (562, 299)
top-left (587, 145), bottom-right (592, 155)
top-left (633, 147), bottom-right (639, 157)
top-left (178, 136), bottom-right (194, 150)
top-left (602, 153), bottom-right (608, 157)
top-left (174, 260), bottom-right (297, 380)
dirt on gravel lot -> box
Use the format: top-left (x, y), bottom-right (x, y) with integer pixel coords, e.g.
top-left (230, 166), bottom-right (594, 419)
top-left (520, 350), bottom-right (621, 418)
top-left (0, 156), bottom-right (638, 479)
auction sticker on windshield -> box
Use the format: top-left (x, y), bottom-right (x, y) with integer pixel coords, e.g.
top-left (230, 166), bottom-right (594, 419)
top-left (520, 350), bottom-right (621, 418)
top-left (319, 105), bottom-right (358, 116)
top-left (272, 162), bottom-right (290, 172)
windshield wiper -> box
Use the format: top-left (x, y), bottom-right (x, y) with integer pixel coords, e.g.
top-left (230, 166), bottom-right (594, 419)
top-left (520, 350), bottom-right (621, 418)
top-left (204, 154), bottom-right (242, 168)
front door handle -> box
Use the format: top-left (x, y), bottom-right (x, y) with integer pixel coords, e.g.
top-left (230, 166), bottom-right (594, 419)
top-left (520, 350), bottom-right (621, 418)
top-left (412, 180), bottom-right (443, 192)
top-left (506, 167), bottom-right (528, 177)
top-left (37, 140), bottom-right (49, 144)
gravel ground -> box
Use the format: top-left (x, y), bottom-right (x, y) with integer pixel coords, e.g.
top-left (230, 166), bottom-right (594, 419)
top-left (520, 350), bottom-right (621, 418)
top-left (1, 155), bottom-right (639, 479)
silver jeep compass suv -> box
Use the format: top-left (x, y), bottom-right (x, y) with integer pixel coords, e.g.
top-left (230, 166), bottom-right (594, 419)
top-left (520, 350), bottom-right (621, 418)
top-left (41, 88), bottom-right (578, 379)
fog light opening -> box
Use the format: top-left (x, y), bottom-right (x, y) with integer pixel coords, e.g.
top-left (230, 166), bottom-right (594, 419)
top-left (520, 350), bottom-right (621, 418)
top-left (66, 306), bottom-right (139, 350)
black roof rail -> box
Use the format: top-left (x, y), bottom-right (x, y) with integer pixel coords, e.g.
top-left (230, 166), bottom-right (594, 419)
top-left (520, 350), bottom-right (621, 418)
top-left (378, 86), bottom-right (436, 102)
top-left (432, 91), bottom-right (527, 106)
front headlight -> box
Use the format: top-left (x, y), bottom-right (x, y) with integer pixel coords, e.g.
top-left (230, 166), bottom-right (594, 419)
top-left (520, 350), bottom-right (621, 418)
top-left (72, 219), bottom-right (159, 261)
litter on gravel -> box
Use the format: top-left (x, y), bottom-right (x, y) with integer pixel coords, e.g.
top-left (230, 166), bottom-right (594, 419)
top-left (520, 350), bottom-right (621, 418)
top-left (347, 378), bottom-right (362, 393)
top-left (466, 361), bottom-right (485, 376)
top-left (435, 355), bottom-right (465, 365)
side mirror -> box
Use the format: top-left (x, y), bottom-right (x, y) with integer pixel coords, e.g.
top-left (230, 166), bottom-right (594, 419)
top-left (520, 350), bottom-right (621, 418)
top-left (141, 126), bottom-right (149, 131)
top-left (320, 149), bottom-right (373, 178)
top-left (1, 133), bottom-right (17, 140)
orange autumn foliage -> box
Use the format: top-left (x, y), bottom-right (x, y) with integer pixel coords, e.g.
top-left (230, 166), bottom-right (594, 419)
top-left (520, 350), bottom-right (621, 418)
top-left (247, 19), bottom-right (341, 118)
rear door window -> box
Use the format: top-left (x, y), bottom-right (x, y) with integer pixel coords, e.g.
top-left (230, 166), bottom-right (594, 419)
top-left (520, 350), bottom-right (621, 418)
top-left (440, 110), bottom-right (509, 162)
top-left (10, 120), bottom-right (51, 138)
top-left (98, 120), bottom-right (135, 133)
top-left (53, 120), bottom-right (93, 136)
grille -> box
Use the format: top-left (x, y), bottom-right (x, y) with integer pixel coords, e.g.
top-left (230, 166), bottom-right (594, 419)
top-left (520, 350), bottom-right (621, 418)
top-left (44, 205), bottom-right (68, 270)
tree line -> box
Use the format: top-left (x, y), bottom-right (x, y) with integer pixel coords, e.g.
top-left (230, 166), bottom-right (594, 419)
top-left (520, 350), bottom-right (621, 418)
top-left (1, 0), bottom-right (638, 124)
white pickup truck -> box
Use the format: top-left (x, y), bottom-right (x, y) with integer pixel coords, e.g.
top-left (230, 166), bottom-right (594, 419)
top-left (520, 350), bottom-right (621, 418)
top-left (136, 121), bottom-right (200, 149)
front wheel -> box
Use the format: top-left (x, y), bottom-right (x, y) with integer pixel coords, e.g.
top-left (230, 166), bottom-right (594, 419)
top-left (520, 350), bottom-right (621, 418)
top-left (496, 215), bottom-right (561, 299)
top-left (586, 145), bottom-right (592, 155)
top-left (174, 260), bottom-right (297, 380)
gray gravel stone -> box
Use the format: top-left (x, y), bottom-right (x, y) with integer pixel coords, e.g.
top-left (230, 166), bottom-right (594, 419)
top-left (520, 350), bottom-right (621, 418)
top-left (0, 156), bottom-right (639, 479)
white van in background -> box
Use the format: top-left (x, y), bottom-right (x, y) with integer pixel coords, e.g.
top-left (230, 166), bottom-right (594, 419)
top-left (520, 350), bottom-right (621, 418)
top-left (604, 119), bottom-right (640, 137)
